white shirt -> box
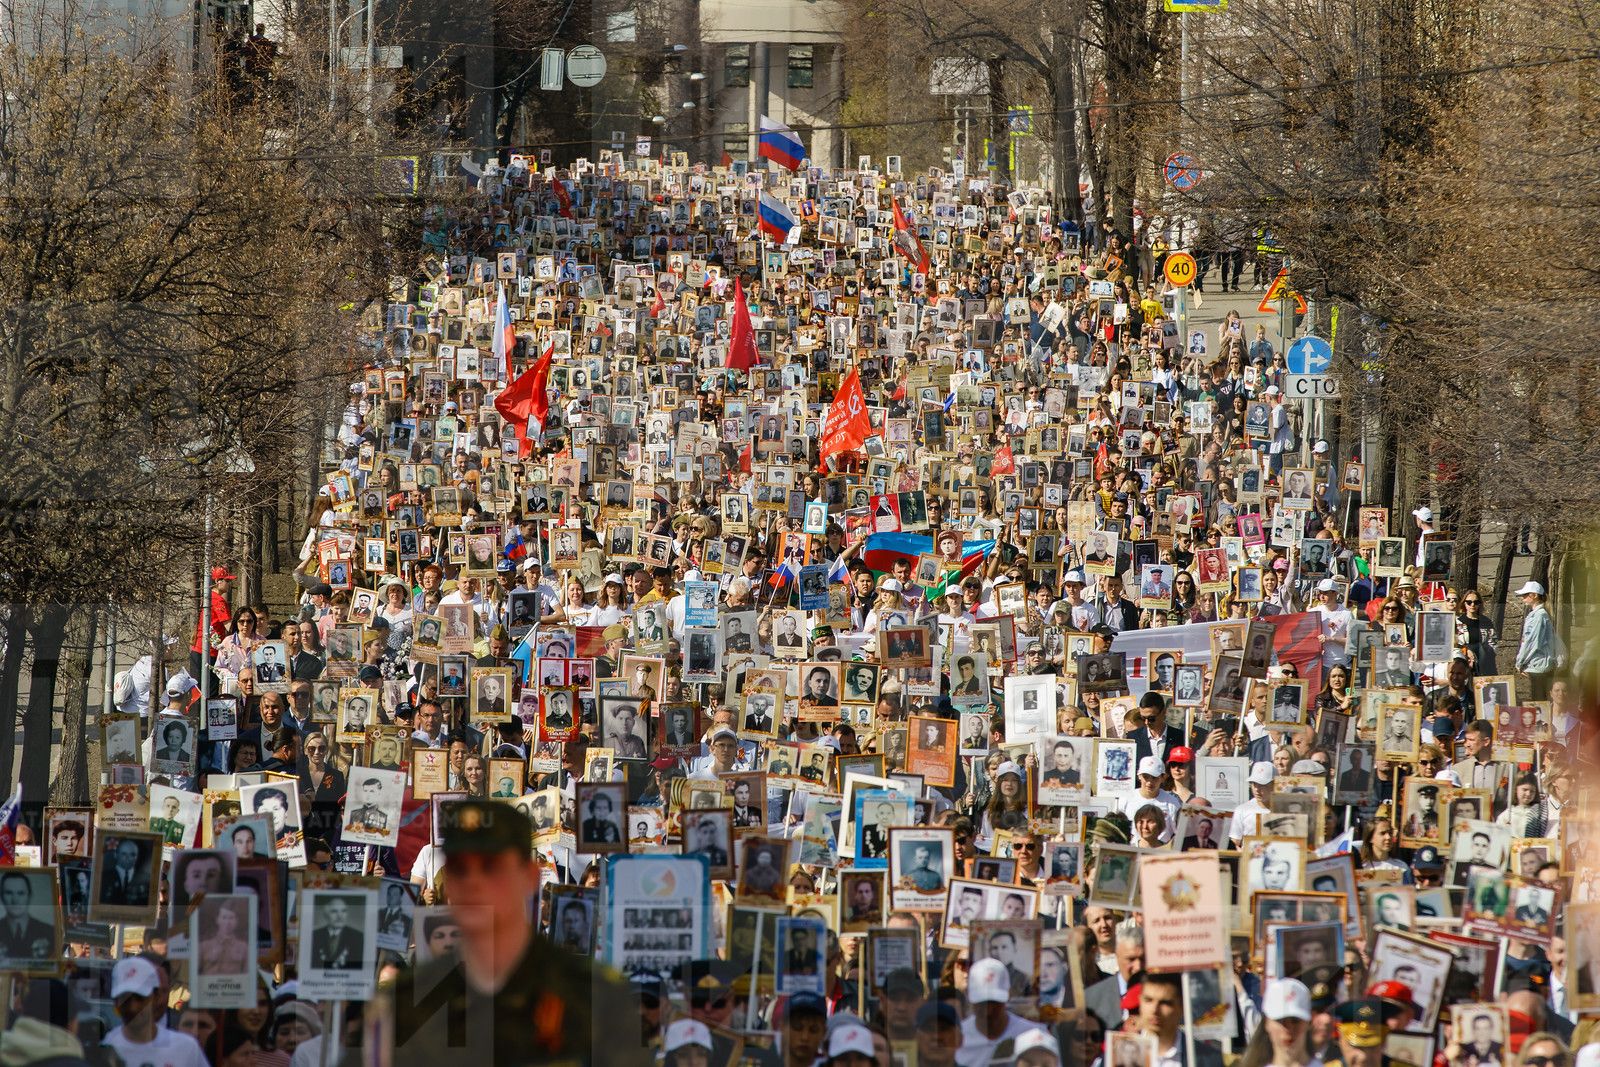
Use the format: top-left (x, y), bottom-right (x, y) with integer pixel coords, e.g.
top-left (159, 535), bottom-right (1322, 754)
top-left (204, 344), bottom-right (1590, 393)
top-left (1119, 788), bottom-right (1183, 839)
top-left (103, 1026), bottom-right (209, 1067)
top-left (1230, 796), bottom-right (1270, 844)
top-left (114, 655), bottom-right (160, 716)
top-left (955, 1011), bottom-right (1041, 1067)
top-left (1312, 605), bottom-right (1354, 667)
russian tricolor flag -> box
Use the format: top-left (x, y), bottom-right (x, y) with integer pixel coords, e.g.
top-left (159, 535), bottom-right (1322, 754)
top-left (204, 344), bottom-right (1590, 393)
top-left (758, 192), bottom-right (795, 242)
top-left (758, 116), bottom-right (806, 171)
top-left (493, 284), bottom-right (515, 380)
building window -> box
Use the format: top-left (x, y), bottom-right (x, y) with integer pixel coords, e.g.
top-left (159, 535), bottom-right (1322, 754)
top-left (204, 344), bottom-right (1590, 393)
top-left (787, 46), bottom-right (813, 89)
top-left (723, 122), bottom-right (749, 160)
top-left (724, 45), bottom-right (750, 88)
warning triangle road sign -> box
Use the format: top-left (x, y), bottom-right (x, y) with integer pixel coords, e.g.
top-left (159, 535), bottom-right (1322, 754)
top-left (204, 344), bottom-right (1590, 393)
top-left (1258, 267), bottom-right (1308, 314)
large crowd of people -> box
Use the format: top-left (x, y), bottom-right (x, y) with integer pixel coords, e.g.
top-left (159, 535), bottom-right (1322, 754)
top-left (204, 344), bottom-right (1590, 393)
top-left (0, 150), bottom-right (1595, 1067)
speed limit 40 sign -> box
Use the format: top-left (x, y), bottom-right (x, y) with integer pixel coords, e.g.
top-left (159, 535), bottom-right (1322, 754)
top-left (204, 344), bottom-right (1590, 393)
top-left (1164, 252), bottom-right (1197, 288)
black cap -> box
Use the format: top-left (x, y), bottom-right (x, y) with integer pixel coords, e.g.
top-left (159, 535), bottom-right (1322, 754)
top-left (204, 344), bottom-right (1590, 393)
top-left (1300, 964), bottom-right (1342, 1012)
top-left (783, 992), bottom-right (828, 1021)
top-left (1410, 845), bottom-right (1443, 870)
top-left (438, 799), bottom-right (532, 856)
top-left (916, 1001), bottom-right (960, 1030)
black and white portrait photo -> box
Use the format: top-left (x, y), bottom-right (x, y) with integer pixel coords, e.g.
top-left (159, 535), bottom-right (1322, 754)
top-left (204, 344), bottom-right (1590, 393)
top-left (0, 869), bottom-right (62, 973)
top-left (576, 783), bottom-right (627, 854)
top-left (299, 889), bottom-right (377, 1001)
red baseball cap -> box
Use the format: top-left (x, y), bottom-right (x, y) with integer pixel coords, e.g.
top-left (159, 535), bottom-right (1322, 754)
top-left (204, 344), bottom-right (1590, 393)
top-left (1121, 984), bottom-right (1143, 1012)
top-left (211, 567), bottom-right (237, 582)
top-left (1366, 980), bottom-right (1415, 1009)
top-left (1169, 746), bottom-right (1195, 764)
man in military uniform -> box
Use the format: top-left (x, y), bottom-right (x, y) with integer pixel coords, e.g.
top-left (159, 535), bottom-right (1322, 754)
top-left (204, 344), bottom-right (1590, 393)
top-left (364, 799), bottom-right (651, 1067)
top-left (345, 776), bottom-right (390, 835)
top-left (1321, 999), bottom-right (1390, 1067)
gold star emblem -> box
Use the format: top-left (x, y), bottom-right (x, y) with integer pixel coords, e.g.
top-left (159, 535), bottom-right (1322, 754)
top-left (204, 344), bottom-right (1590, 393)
top-left (1161, 873), bottom-right (1198, 911)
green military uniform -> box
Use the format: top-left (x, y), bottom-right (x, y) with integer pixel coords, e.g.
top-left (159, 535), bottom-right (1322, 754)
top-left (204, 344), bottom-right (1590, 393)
top-left (362, 799), bottom-right (653, 1067)
top-left (379, 934), bottom-right (649, 1067)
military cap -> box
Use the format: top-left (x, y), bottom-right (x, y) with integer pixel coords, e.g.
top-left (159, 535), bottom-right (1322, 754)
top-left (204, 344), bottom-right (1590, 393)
top-left (1333, 999), bottom-right (1388, 1048)
top-left (438, 798), bottom-right (532, 856)
top-left (1416, 784), bottom-right (1439, 798)
top-left (1300, 964), bottom-right (1343, 1012)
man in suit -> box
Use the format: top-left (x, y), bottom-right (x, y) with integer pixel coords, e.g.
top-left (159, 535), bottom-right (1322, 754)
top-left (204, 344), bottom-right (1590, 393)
top-left (984, 930), bottom-right (1034, 997)
top-left (690, 816), bottom-right (728, 867)
top-left (860, 803), bottom-right (893, 859)
top-left (100, 839), bottom-right (150, 906)
top-left (310, 896), bottom-right (364, 969)
top-left (1129, 693), bottom-right (1186, 767)
top-left (0, 873), bottom-right (55, 959)
top-left (1339, 748), bottom-right (1372, 795)
top-left (377, 884), bottom-right (412, 940)
top-left (1181, 815), bottom-right (1221, 851)
top-left (1085, 921), bottom-right (1144, 1031)
top-left (1465, 1014), bottom-right (1503, 1066)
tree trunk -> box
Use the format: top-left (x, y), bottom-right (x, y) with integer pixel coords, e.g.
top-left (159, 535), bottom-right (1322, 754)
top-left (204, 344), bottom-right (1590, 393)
top-left (18, 604), bottom-right (70, 810)
top-left (986, 58), bottom-right (1010, 183)
top-left (51, 608), bottom-right (96, 807)
top-left (1048, 39), bottom-right (1084, 229)
top-left (0, 605), bottom-right (27, 789)
top-left (1453, 482), bottom-right (1482, 591)
top-left (1489, 518), bottom-right (1516, 634)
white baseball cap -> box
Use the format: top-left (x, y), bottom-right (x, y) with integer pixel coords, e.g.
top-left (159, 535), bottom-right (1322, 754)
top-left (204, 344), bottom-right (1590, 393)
top-left (968, 958), bottom-right (1012, 1003)
top-left (1014, 1029), bottom-right (1061, 1064)
top-left (1312, 440), bottom-right (1329, 454)
top-left (1412, 506), bottom-right (1433, 523)
top-left (111, 957), bottom-right (162, 1000)
top-left (1316, 578), bottom-right (1338, 593)
top-left (1264, 385), bottom-right (1281, 396)
top-left (1248, 763), bottom-right (1277, 786)
top-left (880, 578), bottom-right (904, 593)
top-left (1137, 756), bottom-right (1167, 779)
top-left (826, 1024), bottom-right (877, 1061)
top-left (1515, 580), bottom-right (1545, 597)
top-left (664, 1020), bottom-right (713, 1054)
top-left (1063, 569), bottom-right (1087, 585)
top-left (994, 761), bottom-right (1023, 780)
top-left (1262, 978), bottom-right (1312, 1022)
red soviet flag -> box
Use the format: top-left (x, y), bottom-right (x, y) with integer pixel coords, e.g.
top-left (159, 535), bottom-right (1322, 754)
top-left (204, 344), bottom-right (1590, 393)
top-left (991, 442), bottom-right (1016, 476)
top-left (819, 366), bottom-right (872, 468)
top-left (726, 278), bottom-right (759, 372)
top-left (494, 342), bottom-right (553, 457)
top-left (892, 197), bottom-right (930, 275)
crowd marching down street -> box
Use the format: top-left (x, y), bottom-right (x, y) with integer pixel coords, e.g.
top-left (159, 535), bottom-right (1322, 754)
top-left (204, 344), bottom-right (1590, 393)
top-left (1, 135), bottom-right (1596, 1067)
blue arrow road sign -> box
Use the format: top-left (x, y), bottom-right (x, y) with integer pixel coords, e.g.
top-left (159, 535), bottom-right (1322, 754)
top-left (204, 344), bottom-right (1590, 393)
top-left (1286, 336), bottom-right (1332, 375)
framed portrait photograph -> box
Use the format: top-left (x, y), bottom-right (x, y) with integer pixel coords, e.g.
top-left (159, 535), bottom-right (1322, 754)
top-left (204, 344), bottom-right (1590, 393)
top-left (1087, 844), bottom-right (1140, 910)
top-left (469, 667), bottom-right (513, 723)
top-left (971, 918), bottom-right (1041, 1000)
top-left (1172, 664), bottom-right (1205, 708)
top-left (796, 661), bottom-right (842, 721)
top-left (0, 868), bottom-right (62, 974)
top-left (1376, 701), bottom-right (1421, 763)
top-left (1003, 674), bottom-right (1056, 744)
top-left (681, 809), bottom-right (734, 881)
top-left (90, 829), bottom-right (161, 925)
top-left (1398, 778), bottom-right (1443, 847)
top-left (149, 714), bottom-right (197, 776)
top-left (1076, 652), bottom-right (1126, 694)
top-left (736, 835), bottom-right (791, 904)
top-left (340, 768), bottom-right (406, 848)
top-left (1267, 679), bottom-right (1307, 726)
top-left (1273, 920), bottom-right (1343, 981)
top-left (188, 893), bottom-right (258, 1008)
top-left (599, 694), bottom-right (650, 760)
top-left (575, 782), bottom-right (627, 854)
top-left (889, 827), bottom-right (953, 912)
top-left (1093, 739), bottom-right (1136, 797)
top-left (1035, 736), bottom-right (1091, 806)
top-left (906, 715), bottom-right (957, 788)
top-left (840, 869), bottom-right (886, 933)
top-left (298, 888), bottom-right (377, 1001)
top-left (775, 915), bottom-right (827, 995)
top-left (1242, 837), bottom-right (1306, 898)
top-left (1331, 743), bottom-right (1375, 806)
top-left (547, 887), bottom-right (597, 953)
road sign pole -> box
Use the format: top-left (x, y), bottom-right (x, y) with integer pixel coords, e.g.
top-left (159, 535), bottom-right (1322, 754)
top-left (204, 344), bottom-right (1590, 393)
top-left (1176, 285), bottom-right (1188, 358)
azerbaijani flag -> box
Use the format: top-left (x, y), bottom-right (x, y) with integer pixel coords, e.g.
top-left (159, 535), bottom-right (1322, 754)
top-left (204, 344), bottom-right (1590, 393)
top-left (758, 116), bottom-right (806, 170)
top-left (861, 532), bottom-right (997, 595)
top-left (758, 192), bottom-right (796, 242)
